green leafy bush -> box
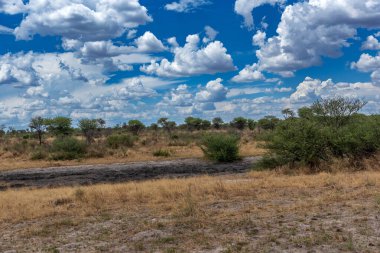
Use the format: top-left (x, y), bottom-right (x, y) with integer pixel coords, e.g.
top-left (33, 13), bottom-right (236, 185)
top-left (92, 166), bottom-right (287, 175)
top-left (50, 137), bottom-right (86, 160)
top-left (200, 133), bottom-right (240, 162)
top-left (258, 98), bottom-right (380, 170)
top-left (106, 134), bottom-right (135, 149)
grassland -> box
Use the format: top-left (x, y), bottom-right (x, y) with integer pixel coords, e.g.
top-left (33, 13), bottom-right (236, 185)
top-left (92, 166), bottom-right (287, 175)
top-left (1, 169), bottom-right (379, 252)
top-left (0, 131), bottom-right (265, 172)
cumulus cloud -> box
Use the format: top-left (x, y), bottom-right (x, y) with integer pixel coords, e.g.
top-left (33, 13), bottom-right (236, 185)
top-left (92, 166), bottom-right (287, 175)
top-left (234, 0), bottom-right (285, 29)
top-left (195, 78), bottom-right (228, 103)
top-left (255, 0), bottom-right (380, 76)
top-left (351, 53), bottom-right (380, 85)
top-left (165, 0), bottom-right (211, 13)
top-left (141, 34), bottom-right (235, 77)
top-left (252, 30), bottom-right (266, 47)
top-left (290, 77), bottom-right (380, 103)
top-left (14, 0), bottom-right (152, 41)
top-left (361, 35), bottom-right (380, 50)
top-left (165, 84), bottom-right (193, 107)
top-left (231, 63), bottom-right (265, 83)
top-left (0, 0), bottom-right (25, 14)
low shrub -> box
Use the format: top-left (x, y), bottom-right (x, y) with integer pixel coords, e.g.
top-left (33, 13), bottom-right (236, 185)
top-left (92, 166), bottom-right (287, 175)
top-left (30, 148), bottom-right (47, 160)
top-left (50, 137), bottom-right (86, 160)
top-left (153, 149), bottom-right (171, 157)
top-left (106, 134), bottom-right (135, 149)
top-left (200, 133), bottom-right (240, 162)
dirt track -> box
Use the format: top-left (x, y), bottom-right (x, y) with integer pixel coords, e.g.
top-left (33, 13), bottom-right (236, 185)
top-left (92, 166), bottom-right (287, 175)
top-left (0, 157), bottom-right (260, 189)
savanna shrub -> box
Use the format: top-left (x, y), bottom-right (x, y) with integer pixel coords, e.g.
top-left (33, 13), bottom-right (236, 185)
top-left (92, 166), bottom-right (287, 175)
top-left (200, 133), bottom-right (240, 162)
top-left (50, 137), bottom-right (86, 160)
top-left (258, 98), bottom-right (380, 170)
top-left (153, 149), bottom-right (171, 157)
top-left (106, 134), bottom-right (135, 149)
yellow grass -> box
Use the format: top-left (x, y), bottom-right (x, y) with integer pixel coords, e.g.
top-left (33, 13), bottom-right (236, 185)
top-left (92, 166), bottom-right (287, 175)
top-left (1, 170), bottom-right (379, 223)
top-left (0, 137), bottom-right (266, 172)
top-left (1, 170), bottom-right (380, 252)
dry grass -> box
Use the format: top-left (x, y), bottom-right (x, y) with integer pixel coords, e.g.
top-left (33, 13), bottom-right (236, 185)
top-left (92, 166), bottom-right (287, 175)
top-left (1, 170), bottom-right (380, 252)
top-left (0, 132), bottom-right (265, 172)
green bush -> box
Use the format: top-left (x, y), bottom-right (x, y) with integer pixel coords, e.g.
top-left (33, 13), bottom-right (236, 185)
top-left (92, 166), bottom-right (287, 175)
top-left (106, 134), bottom-right (135, 149)
top-left (258, 98), bottom-right (380, 170)
top-left (153, 149), bottom-right (171, 157)
top-left (50, 137), bottom-right (86, 160)
top-left (200, 133), bottom-right (240, 162)
top-left (30, 148), bottom-right (47, 160)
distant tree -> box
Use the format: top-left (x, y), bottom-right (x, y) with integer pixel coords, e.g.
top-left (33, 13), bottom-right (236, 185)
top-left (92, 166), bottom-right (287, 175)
top-left (150, 123), bottom-right (158, 131)
top-left (281, 108), bottom-right (295, 119)
top-left (298, 107), bottom-right (314, 120)
top-left (128, 120), bottom-right (145, 135)
top-left (46, 116), bottom-right (73, 137)
top-left (79, 119), bottom-right (100, 144)
top-left (258, 116), bottom-right (280, 131)
top-left (184, 117), bottom-right (203, 131)
top-left (247, 119), bottom-right (257, 131)
top-left (0, 124), bottom-right (5, 139)
top-left (212, 117), bottom-right (224, 129)
top-left (201, 120), bottom-right (211, 130)
top-left (97, 118), bottom-right (106, 128)
top-left (231, 117), bottom-right (248, 131)
top-left (157, 118), bottom-right (176, 136)
top-left (29, 116), bottom-right (47, 145)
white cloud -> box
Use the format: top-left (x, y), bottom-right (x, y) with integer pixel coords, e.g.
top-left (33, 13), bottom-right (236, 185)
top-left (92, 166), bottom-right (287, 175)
top-left (290, 77), bottom-right (380, 103)
top-left (0, 25), bottom-right (13, 34)
top-left (134, 31), bottom-right (167, 53)
top-left (234, 0), bottom-right (285, 29)
top-left (141, 34), bottom-right (235, 77)
top-left (351, 53), bottom-right (380, 85)
top-left (361, 35), bottom-right (380, 50)
top-left (195, 78), bottom-right (228, 102)
top-left (166, 84), bottom-right (193, 107)
top-left (255, 0), bottom-right (380, 76)
top-left (252, 30), bottom-right (266, 47)
top-left (203, 26), bottom-right (219, 43)
top-left (14, 0), bottom-right (152, 41)
top-left (0, 0), bottom-right (25, 14)
top-left (165, 0), bottom-right (211, 13)
top-left (231, 63), bottom-right (265, 83)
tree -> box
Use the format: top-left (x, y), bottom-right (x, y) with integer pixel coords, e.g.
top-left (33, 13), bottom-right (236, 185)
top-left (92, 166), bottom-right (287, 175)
top-left (79, 119), bottom-right (100, 144)
top-left (97, 118), bottom-right (106, 128)
top-left (212, 117), bottom-right (224, 129)
top-left (157, 118), bottom-right (176, 136)
top-left (258, 116), bottom-right (280, 131)
top-left (201, 120), bottom-right (211, 130)
top-left (247, 119), bottom-right (257, 130)
top-left (128, 120), bottom-right (145, 135)
top-left (29, 116), bottom-right (47, 145)
top-left (46, 116), bottom-right (73, 137)
top-left (231, 117), bottom-right (248, 130)
top-left (298, 107), bottom-right (314, 120)
top-left (150, 123), bottom-right (158, 131)
top-left (281, 108), bottom-right (295, 119)
top-left (184, 117), bottom-right (202, 131)
top-left (311, 97), bottom-right (367, 128)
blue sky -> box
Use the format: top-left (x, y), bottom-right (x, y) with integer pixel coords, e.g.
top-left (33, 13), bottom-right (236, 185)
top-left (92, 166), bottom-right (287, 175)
top-left (0, 0), bottom-right (380, 128)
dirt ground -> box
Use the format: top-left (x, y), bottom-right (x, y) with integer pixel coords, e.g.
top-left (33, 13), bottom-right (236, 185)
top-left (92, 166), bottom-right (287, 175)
top-left (0, 157), bottom-right (259, 189)
top-left (1, 171), bottom-right (379, 253)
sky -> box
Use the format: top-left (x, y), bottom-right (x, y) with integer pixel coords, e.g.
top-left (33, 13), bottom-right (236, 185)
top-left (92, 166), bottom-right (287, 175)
top-left (0, 0), bottom-right (380, 128)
